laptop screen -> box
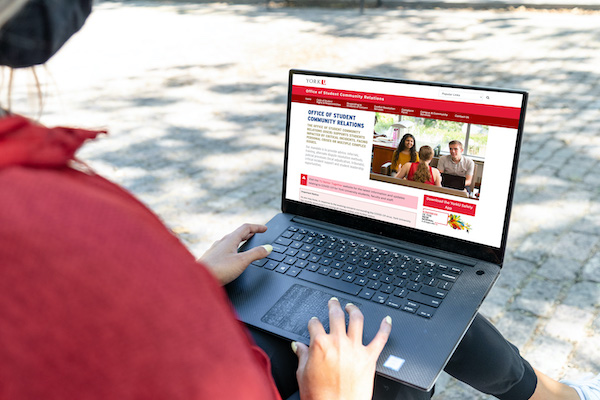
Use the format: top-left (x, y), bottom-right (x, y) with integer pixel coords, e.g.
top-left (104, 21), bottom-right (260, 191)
top-left (282, 70), bottom-right (527, 264)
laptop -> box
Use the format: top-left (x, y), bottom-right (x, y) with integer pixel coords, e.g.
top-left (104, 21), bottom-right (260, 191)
top-left (227, 69), bottom-right (528, 391)
top-left (441, 173), bottom-right (467, 190)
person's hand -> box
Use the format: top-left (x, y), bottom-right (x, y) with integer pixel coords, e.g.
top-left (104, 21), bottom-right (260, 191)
top-left (199, 223), bottom-right (271, 285)
top-left (293, 298), bottom-right (392, 400)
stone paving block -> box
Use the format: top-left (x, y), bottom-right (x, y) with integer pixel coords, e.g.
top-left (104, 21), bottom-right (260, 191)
top-left (553, 157), bottom-right (585, 179)
top-left (562, 281), bottom-right (600, 312)
top-left (544, 304), bottom-right (594, 342)
top-left (593, 315), bottom-right (600, 336)
top-left (536, 256), bottom-right (579, 282)
top-left (495, 311), bottom-right (539, 350)
top-left (582, 252), bottom-right (600, 282)
top-left (494, 258), bottom-right (536, 292)
top-left (511, 277), bottom-right (564, 317)
top-left (523, 335), bottom-right (574, 378)
top-left (550, 231), bottom-right (600, 263)
top-left (571, 335), bottom-right (600, 372)
top-left (435, 378), bottom-right (488, 400)
top-left (513, 231), bottom-right (560, 264)
top-left (582, 171), bottom-right (600, 190)
top-left (480, 286), bottom-right (514, 322)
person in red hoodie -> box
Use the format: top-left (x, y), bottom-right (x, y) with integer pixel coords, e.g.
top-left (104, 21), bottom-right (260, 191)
top-left (0, 2), bottom-right (392, 400)
top-left (1, 2), bottom-right (598, 400)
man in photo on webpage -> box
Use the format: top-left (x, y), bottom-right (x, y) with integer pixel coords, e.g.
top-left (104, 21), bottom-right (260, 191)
top-left (437, 140), bottom-right (475, 190)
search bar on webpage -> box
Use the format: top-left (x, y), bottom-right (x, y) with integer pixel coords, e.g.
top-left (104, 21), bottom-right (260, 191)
top-left (438, 88), bottom-right (491, 102)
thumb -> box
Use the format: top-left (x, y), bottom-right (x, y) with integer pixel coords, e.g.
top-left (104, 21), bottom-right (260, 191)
top-left (240, 244), bottom-right (273, 265)
top-left (292, 341), bottom-right (309, 371)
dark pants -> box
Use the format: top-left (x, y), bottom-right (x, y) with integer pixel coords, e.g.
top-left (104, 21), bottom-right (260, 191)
top-left (249, 314), bottom-right (538, 400)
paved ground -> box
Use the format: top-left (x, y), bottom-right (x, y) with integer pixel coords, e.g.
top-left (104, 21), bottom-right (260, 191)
top-left (9, 1), bottom-right (600, 398)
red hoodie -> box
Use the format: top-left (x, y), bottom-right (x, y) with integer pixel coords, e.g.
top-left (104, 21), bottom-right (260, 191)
top-left (0, 115), bottom-right (281, 400)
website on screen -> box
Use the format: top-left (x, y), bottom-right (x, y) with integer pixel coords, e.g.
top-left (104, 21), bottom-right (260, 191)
top-left (285, 74), bottom-right (524, 248)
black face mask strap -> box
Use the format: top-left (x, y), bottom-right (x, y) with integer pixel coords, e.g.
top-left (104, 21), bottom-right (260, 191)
top-left (0, 0), bottom-right (92, 68)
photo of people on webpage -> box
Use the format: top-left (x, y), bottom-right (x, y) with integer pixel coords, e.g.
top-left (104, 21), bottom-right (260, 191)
top-left (371, 113), bottom-right (486, 200)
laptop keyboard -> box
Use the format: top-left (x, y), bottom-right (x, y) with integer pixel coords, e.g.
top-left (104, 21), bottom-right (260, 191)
top-left (250, 226), bottom-right (462, 319)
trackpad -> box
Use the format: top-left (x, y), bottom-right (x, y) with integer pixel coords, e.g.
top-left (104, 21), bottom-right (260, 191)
top-left (261, 284), bottom-right (359, 339)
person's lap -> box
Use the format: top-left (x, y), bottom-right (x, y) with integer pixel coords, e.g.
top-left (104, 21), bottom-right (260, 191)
top-left (248, 313), bottom-right (536, 400)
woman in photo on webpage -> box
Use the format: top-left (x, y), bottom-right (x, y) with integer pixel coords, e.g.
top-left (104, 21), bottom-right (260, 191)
top-left (395, 145), bottom-right (442, 187)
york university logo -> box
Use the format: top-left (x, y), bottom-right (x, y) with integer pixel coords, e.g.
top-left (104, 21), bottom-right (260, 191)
top-left (306, 78), bottom-right (326, 85)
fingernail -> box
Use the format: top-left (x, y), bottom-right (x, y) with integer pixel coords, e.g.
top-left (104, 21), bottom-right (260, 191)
top-left (329, 296), bottom-right (339, 302)
top-left (310, 316), bottom-right (319, 320)
top-left (291, 341), bottom-right (298, 354)
top-left (345, 302), bottom-right (354, 308)
top-left (385, 316), bottom-right (392, 326)
top-left (261, 244), bottom-right (273, 254)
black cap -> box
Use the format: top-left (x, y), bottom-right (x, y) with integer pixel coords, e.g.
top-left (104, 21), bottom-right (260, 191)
top-left (0, 0), bottom-right (92, 68)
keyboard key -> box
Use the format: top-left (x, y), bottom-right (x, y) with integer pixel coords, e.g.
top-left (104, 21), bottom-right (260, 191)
top-left (331, 270), bottom-right (343, 279)
top-left (421, 286), bottom-right (447, 299)
top-left (439, 281), bottom-right (453, 290)
top-left (406, 301), bottom-right (420, 309)
top-left (318, 266), bottom-right (332, 275)
top-left (297, 270), bottom-right (361, 296)
top-left (267, 252), bottom-right (286, 262)
top-left (356, 277), bottom-right (368, 286)
top-left (394, 278), bottom-right (407, 287)
top-left (372, 293), bottom-right (388, 304)
top-left (368, 271), bottom-right (381, 280)
top-left (408, 292), bottom-right (442, 308)
top-left (301, 244), bottom-right (314, 252)
top-left (272, 244), bottom-right (287, 253)
top-left (367, 281), bottom-right (381, 290)
top-left (358, 288), bottom-right (375, 300)
top-left (251, 259), bottom-right (268, 267)
top-left (307, 263), bottom-right (320, 272)
top-left (423, 277), bottom-right (438, 286)
top-left (402, 304), bottom-right (418, 313)
top-left (286, 267), bottom-right (301, 277)
top-left (381, 284), bottom-right (394, 294)
top-left (386, 299), bottom-right (401, 309)
top-left (275, 265), bottom-right (290, 274)
top-left (343, 265), bottom-right (356, 273)
top-left (418, 307), bottom-right (435, 318)
top-left (438, 272), bottom-right (458, 283)
top-left (264, 260), bottom-right (278, 270)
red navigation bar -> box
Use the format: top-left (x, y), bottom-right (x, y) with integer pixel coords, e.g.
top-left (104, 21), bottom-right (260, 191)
top-left (292, 86), bottom-right (522, 129)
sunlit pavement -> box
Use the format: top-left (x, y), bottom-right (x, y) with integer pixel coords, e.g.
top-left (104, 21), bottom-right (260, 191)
top-left (10, 1), bottom-right (600, 397)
